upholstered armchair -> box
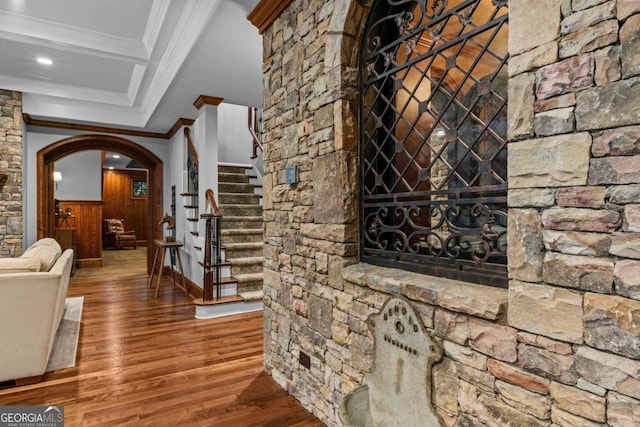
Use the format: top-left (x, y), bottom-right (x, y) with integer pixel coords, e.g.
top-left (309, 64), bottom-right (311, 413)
top-left (103, 218), bottom-right (137, 249)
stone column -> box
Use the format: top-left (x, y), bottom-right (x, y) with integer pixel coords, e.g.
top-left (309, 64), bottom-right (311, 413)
top-left (0, 90), bottom-right (22, 256)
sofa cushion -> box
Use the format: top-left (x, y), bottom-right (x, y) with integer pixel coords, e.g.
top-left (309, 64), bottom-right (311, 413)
top-left (0, 257), bottom-right (42, 274)
top-left (31, 237), bottom-right (63, 253)
top-left (21, 244), bottom-right (61, 272)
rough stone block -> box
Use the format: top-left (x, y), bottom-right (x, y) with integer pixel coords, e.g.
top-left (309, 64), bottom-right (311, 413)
top-left (517, 331), bottom-right (574, 355)
top-left (308, 295), bottom-right (332, 337)
top-left (592, 125), bottom-right (640, 157)
top-left (534, 107), bottom-right (575, 136)
top-left (508, 188), bottom-right (556, 208)
top-left (595, 45), bottom-right (621, 85)
top-left (518, 344), bottom-right (579, 385)
top-left (555, 186), bottom-right (605, 208)
top-left (432, 358), bottom-right (460, 416)
top-left (559, 19), bottom-right (618, 58)
top-left (575, 346), bottom-right (640, 399)
top-left (434, 310), bottom-right (469, 345)
top-left (508, 281), bottom-right (583, 344)
top-left (508, 72), bottom-right (535, 140)
top-left (591, 156), bottom-right (640, 186)
top-left (618, 0), bottom-right (640, 20)
top-left (623, 205), bottom-right (640, 232)
top-left (536, 53), bottom-right (594, 100)
top-left (611, 233), bottom-right (640, 259)
top-left (543, 252), bottom-right (614, 293)
top-left (509, 42), bottom-right (558, 77)
top-left (584, 293), bottom-right (640, 359)
top-left (313, 151), bottom-right (357, 224)
top-left (468, 318), bottom-right (517, 363)
top-left (542, 207), bottom-right (621, 232)
top-left (577, 78), bottom-right (640, 131)
top-left (551, 405), bottom-right (603, 427)
top-left (561, 1), bottom-right (615, 35)
top-left (509, 0), bottom-right (561, 56)
top-left (615, 260), bottom-right (640, 300)
top-left (543, 230), bottom-right (611, 257)
top-left (549, 382), bottom-right (606, 422)
top-left (572, 0), bottom-right (609, 11)
top-left (508, 209), bottom-right (544, 282)
top-left (443, 340), bottom-right (488, 371)
top-left (607, 391), bottom-right (640, 427)
top-left (534, 93), bottom-right (576, 113)
top-left (495, 380), bottom-right (551, 420)
top-left (508, 133), bottom-right (591, 188)
top-left (459, 380), bottom-right (547, 427)
top-left (487, 359), bottom-right (551, 394)
top-left (577, 378), bottom-right (607, 396)
top-left (621, 14), bottom-right (640, 78)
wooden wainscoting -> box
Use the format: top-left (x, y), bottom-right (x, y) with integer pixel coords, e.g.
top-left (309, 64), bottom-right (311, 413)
top-left (57, 200), bottom-right (103, 267)
top-left (102, 169), bottom-right (149, 244)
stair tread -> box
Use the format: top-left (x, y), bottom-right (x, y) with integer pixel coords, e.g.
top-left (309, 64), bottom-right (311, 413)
top-left (221, 229), bottom-right (263, 235)
top-left (239, 290), bottom-right (263, 301)
top-left (224, 242), bottom-right (263, 249)
top-left (235, 272), bottom-right (264, 281)
top-left (223, 216), bottom-right (263, 220)
top-left (226, 256), bottom-right (263, 265)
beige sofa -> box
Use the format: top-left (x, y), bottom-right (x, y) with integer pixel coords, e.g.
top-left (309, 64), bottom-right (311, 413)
top-left (0, 238), bottom-right (74, 384)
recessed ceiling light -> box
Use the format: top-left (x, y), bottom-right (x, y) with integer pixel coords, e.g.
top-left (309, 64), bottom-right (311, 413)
top-left (112, 154), bottom-right (120, 158)
top-left (108, 167), bottom-right (114, 170)
top-left (37, 57), bottom-right (53, 65)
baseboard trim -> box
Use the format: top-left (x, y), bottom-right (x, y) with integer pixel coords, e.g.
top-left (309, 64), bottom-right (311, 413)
top-left (77, 258), bottom-right (102, 268)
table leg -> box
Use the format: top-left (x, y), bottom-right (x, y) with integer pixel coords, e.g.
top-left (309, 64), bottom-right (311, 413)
top-left (147, 245), bottom-right (161, 288)
top-left (155, 247), bottom-right (167, 297)
top-left (175, 248), bottom-right (187, 295)
top-left (168, 248), bottom-right (175, 286)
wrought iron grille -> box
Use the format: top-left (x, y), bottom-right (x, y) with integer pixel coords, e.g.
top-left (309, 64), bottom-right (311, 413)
top-left (360, 0), bottom-right (509, 287)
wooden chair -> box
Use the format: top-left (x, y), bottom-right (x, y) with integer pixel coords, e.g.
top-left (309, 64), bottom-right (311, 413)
top-left (103, 218), bottom-right (137, 249)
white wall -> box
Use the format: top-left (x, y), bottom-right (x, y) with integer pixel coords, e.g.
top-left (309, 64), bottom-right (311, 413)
top-left (218, 103), bottom-right (253, 165)
top-left (54, 151), bottom-right (102, 200)
top-left (23, 129), bottom-right (170, 248)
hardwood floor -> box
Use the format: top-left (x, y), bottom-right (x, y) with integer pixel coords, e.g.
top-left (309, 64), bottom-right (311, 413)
top-left (0, 272), bottom-right (322, 426)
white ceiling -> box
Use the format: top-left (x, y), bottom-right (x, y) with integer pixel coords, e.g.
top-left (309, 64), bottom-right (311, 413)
top-left (0, 0), bottom-right (262, 133)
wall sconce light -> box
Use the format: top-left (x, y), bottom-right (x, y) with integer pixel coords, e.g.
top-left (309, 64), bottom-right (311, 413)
top-left (53, 171), bottom-right (62, 190)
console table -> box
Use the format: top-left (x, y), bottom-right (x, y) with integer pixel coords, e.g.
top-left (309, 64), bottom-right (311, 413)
top-left (148, 239), bottom-right (187, 297)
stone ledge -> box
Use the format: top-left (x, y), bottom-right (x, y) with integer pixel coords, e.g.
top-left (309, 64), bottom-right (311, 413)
top-left (342, 263), bottom-right (508, 321)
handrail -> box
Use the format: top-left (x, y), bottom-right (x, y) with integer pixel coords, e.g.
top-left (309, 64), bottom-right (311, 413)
top-left (184, 127), bottom-right (199, 169)
top-left (205, 189), bottom-right (222, 217)
top-left (248, 107), bottom-right (263, 159)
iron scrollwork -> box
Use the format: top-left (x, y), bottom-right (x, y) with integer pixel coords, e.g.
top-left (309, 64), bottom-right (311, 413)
top-left (360, 0), bottom-right (509, 287)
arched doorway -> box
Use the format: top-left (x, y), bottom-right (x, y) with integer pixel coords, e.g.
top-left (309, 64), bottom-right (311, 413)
top-left (37, 135), bottom-right (163, 274)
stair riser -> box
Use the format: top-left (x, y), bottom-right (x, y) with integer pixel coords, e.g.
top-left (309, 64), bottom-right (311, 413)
top-left (219, 166), bottom-right (251, 174)
top-left (221, 220), bottom-right (263, 230)
top-left (225, 248), bottom-right (263, 258)
top-left (219, 194), bottom-right (261, 205)
top-left (232, 264), bottom-right (263, 274)
top-left (237, 281), bottom-right (263, 294)
top-left (219, 173), bottom-right (250, 183)
top-left (221, 234), bottom-right (263, 244)
top-left (219, 183), bottom-right (255, 194)
top-left (220, 206), bottom-right (263, 216)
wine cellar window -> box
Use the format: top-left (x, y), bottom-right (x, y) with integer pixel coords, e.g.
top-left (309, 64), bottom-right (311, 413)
top-left (360, 0), bottom-right (509, 287)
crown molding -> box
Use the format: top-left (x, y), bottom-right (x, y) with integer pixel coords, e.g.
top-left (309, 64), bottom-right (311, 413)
top-left (193, 95), bottom-right (224, 110)
top-left (247, 0), bottom-right (294, 34)
top-left (142, 0), bottom-right (171, 56)
top-left (0, 9), bottom-right (148, 61)
top-left (23, 113), bottom-right (194, 140)
top-left (141, 0), bottom-right (222, 124)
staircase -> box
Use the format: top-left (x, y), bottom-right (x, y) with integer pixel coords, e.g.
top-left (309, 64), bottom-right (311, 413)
top-left (218, 164), bottom-right (263, 301)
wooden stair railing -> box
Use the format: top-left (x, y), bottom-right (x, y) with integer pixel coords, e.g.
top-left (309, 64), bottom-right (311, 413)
top-left (248, 107), bottom-right (263, 160)
top-left (184, 127), bottom-right (199, 169)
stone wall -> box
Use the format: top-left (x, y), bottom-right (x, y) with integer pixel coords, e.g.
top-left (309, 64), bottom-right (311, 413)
top-left (0, 90), bottom-right (22, 256)
top-left (261, 1), bottom-right (640, 426)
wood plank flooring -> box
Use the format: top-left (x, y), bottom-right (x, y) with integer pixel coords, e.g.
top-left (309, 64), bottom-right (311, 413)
top-left (0, 271), bottom-right (322, 427)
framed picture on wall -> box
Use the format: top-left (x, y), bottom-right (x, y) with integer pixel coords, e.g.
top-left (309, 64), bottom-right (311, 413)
top-left (132, 180), bottom-right (148, 197)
